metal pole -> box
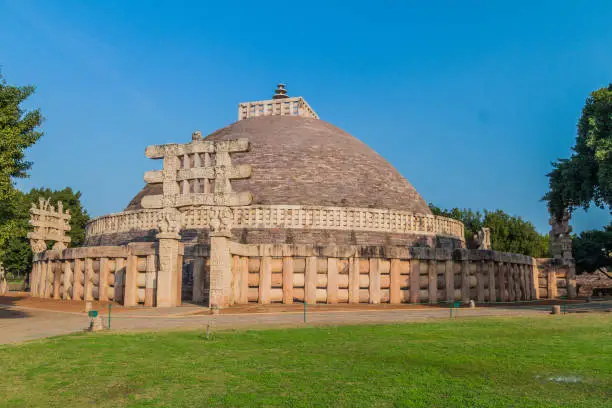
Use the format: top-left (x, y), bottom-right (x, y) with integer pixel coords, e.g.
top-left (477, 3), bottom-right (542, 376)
top-left (303, 301), bottom-right (306, 323)
top-left (108, 303), bottom-right (111, 329)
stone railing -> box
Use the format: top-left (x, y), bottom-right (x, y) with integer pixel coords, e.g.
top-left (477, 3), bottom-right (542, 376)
top-left (85, 205), bottom-right (465, 241)
top-left (185, 243), bottom-right (550, 306)
top-left (29, 242), bottom-right (184, 307)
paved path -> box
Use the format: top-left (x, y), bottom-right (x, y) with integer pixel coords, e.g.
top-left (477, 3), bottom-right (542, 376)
top-left (2, 300), bottom-right (610, 345)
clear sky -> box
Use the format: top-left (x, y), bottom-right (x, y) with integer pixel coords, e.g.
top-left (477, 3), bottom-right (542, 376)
top-left (1, 0), bottom-right (610, 233)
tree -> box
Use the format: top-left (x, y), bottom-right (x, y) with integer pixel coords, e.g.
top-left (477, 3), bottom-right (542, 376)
top-left (429, 204), bottom-right (550, 257)
top-left (0, 74), bottom-right (43, 272)
top-left (0, 73), bottom-right (43, 201)
top-left (544, 83), bottom-right (612, 219)
top-left (572, 223), bottom-right (612, 276)
top-left (0, 188), bottom-right (90, 276)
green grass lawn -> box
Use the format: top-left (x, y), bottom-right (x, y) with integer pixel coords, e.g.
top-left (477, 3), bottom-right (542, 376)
top-left (1, 315), bottom-right (611, 407)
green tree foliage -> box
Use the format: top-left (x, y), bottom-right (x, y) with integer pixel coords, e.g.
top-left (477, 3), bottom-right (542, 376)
top-left (0, 188), bottom-right (90, 276)
top-left (429, 204), bottom-right (550, 257)
top-left (0, 73), bottom-right (43, 263)
top-left (572, 223), bottom-right (612, 276)
top-left (0, 73), bottom-right (43, 201)
top-left (544, 84), bottom-right (612, 219)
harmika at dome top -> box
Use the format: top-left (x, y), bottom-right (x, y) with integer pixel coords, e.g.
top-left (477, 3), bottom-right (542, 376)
top-left (127, 116), bottom-right (431, 214)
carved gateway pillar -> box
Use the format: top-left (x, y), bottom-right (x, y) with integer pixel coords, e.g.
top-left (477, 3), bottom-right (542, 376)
top-left (156, 209), bottom-right (183, 307)
top-left (208, 207), bottom-right (234, 307)
top-left (142, 131), bottom-right (252, 308)
top-left (549, 210), bottom-right (577, 299)
top-left (27, 198), bottom-right (72, 297)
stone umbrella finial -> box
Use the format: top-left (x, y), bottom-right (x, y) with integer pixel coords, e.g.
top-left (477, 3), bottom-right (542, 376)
top-left (272, 83), bottom-right (289, 99)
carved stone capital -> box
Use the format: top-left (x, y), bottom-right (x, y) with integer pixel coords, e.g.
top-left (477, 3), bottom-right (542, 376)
top-left (209, 207), bottom-right (234, 237)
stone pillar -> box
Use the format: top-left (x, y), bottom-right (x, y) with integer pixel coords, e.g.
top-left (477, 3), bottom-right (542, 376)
top-left (523, 264), bottom-right (530, 300)
top-left (192, 257), bottom-right (206, 303)
top-left (53, 262), bottom-right (61, 300)
top-left (35, 262), bottom-right (41, 297)
top-left (460, 258), bottom-right (470, 304)
top-left (348, 256), bottom-right (360, 304)
top-left (548, 265), bottom-right (557, 299)
top-left (231, 255), bottom-right (240, 305)
top-left (282, 257), bottom-right (294, 304)
top-left (208, 234), bottom-right (232, 308)
top-left (259, 256), bottom-right (272, 305)
top-left (487, 261), bottom-right (496, 302)
top-left (369, 258), bottom-right (381, 304)
top-left (409, 259), bottom-right (420, 304)
top-left (73, 259), bottom-right (83, 301)
top-left (506, 264), bottom-right (513, 301)
top-left (144, 254), bottom-right (157, 307)
top-left (445, 259), bottom-right (454, 302)
top-left (30, 262), bottom-right (37, 297)
top-left (114, 258), bottom-right (125, 304)
top-left (42, 260), bottom-right (50, 298)
top-left (389, 259), bottom-right (401, 304)
top-left (531, 259), bottom-right (540, 300)
top-left (567, 261), bottom-right (577, 299)
top-left (124, 254), bottom-right (138, 306)
top-left (63, 261), bottom-right (72, 300)
top-left (513, 264), bottom-right (521, 301)
top-left (41, 261), bottom-right (47, 297)
top-left (99, 258), bottom-right (110, 302)
top-left (176, 251), bottom-right (183, 306)
top-left (239, 257), bottom-right (249, 304)
top-left (305, 256), bottom-right (317, 305)
top-left (476, 261), bottom-right (485, 303)
top-left (498, 262), bottom-right (507, 302)
top-left (428, 260), bottom-right (437, 304)
top-left (327, 258), bottom-right (338, 304)
top-left (83, 258), bottom-right (94, 301)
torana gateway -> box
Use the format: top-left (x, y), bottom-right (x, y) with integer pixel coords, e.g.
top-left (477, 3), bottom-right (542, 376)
top-left (29, 86), bottom-right (576, 308)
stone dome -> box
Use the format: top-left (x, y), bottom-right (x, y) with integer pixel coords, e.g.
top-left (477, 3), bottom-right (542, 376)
top-left (127, 115), bottom-right (431, 214)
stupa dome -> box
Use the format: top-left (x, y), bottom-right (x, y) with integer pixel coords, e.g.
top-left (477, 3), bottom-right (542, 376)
top-left (127, 116), bottom-right (431, 214)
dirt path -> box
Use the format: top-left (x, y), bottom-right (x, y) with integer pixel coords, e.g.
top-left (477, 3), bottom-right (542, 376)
top-left (2, 293), bottom-right (610, 345)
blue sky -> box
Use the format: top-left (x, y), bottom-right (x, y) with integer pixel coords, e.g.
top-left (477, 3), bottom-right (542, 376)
top-left (1, 0), bottom-right (610, 233)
